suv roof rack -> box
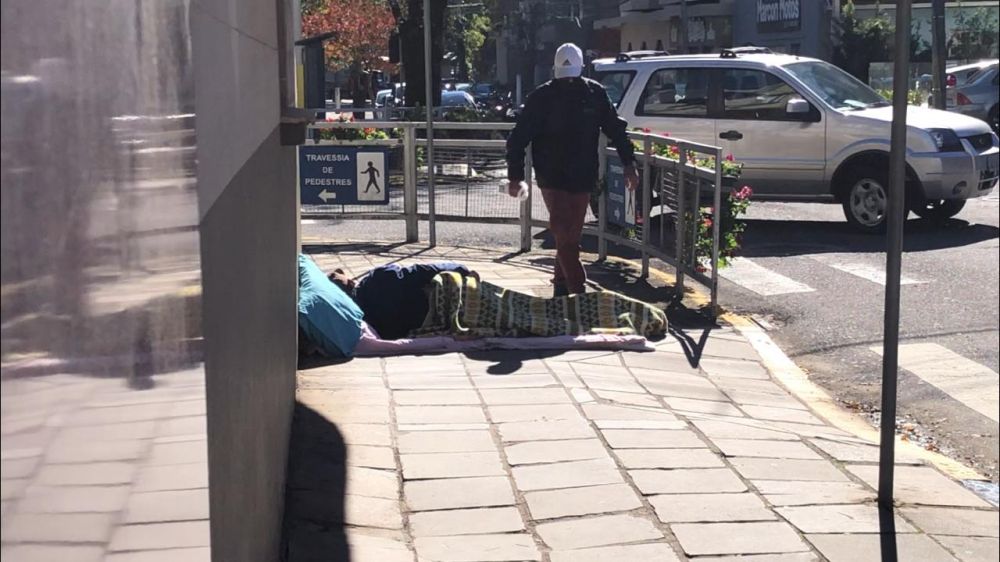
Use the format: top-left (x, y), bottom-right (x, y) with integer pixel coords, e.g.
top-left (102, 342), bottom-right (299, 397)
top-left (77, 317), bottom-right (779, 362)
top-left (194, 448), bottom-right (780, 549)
top-left (719, 46), bottom-right (774, 58)
top-left (615, 50), bottom-right (671, 63)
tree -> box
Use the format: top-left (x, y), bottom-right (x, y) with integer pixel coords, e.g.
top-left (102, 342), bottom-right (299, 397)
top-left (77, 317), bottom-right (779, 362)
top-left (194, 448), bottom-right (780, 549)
top-left (948, 7), bottom-right (999, 61)
top-left (446, 5), bottom-right (492, 82)
top-left (833, 0), bottom-right (893, 83)
top-left (302, 0), bottom-right (397, 106)
top-left (389, 0), bottom-right (447, 108)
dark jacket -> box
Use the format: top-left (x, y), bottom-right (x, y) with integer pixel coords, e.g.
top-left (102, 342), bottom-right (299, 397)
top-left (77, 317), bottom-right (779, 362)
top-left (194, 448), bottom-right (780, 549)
top-left (506, 77), bottom-right (636, 192)
top-left (354, 262), bottom-right (472, 339)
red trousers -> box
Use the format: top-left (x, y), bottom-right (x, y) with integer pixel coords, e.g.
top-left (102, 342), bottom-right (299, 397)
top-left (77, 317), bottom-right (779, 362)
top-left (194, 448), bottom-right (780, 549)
top-left (540, 189), bottom-right (591, 294)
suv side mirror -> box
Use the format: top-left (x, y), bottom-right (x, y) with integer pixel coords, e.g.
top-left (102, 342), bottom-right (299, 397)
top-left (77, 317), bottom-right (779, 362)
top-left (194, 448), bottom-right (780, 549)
top-left (786, 98), bottom-right (810, 115)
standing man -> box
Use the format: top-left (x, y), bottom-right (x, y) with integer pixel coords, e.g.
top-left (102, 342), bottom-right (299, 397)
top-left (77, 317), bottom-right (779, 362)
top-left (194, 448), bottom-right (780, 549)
top-left (506, 43), bottom-right (639, 297)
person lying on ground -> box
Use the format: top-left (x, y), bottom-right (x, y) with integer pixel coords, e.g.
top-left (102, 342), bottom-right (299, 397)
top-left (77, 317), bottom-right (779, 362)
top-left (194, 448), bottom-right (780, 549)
top-left (330, 265), bottom-right (665, 340)
top-left (328, 262), bottom-right (478, 340)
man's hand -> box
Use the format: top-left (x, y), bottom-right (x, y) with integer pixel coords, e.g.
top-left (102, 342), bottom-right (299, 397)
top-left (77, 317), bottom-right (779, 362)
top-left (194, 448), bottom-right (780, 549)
top-left (507, 181), bottom-right (521, 197)
top-left (624, 165), bottom-right (640, 192)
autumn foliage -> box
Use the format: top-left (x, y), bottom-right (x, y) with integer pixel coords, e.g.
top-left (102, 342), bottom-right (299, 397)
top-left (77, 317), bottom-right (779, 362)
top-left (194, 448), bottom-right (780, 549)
top-left (302, 0), bottom-right (397, 73)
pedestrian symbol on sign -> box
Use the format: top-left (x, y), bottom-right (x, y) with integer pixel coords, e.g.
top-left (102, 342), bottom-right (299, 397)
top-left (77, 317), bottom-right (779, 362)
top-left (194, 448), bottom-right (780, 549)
top-left (357, 152), bottom-right (385, 202)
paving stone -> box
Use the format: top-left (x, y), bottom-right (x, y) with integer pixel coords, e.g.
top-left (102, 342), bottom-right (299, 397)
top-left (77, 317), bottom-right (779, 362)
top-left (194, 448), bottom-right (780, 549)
top-left (663, 396), bottom-right (744, 416)
top-left (630, 468), bottom-right (747, 495)
top-left (594, 419), bottom-right (687, 429)
top-left (809, 439), bottom-right (922, 464)
top-left (671, 521), bottom-right (809, 556)
top-left (344, 494), bottom-right (404, 529)
top-left (622, 352), bottom-right (697, 373)
top-left (397, 423), bottom-right (490, 432)
top-left (344, 531), bottom-right (414, 562)
top-left (56, 421), bottom-right (157, 441)
top-left (552, 370), bottom-right (586, 388)
top-left (388, 376), bottom-right (474, 390)
top-left (346, 466), bottom-right (399, 499)
top-left (740, 405), bottom-right (826, 425)
top-left (1, 512), bottom-right (115, 543)
top-left (404, 476), bottom-right (515, 511)
top-left (549, 543), bottom-right (682, 562)
top-left (614, 448), bottom-right (725, 469)
top-left (109, 520), bottom-right (211, 551)
top-left (571, 364), bottom-right (634, 378)
top-left (147, 439), bottom-right (208, 466)
top-left (297, 388), bottom-right (390, 406)
top-left (535, 513), bottom-right (662, 550)
top-left (134, 463), bottom-right (209, 492)
top-left (570, 388), bottom-right (596, 403)
top-left (512, 458), bottom-right (623, 491)
top-left (524, 483), bottom-right (642, 519)
top-left (691, 419), bottom-right (799, 441)
top-left (765, 421), bottom-right (854, 440)
top-left (0, 545), bottom-right (104, 562)
top-left (601, 429), bottom-right (705, 449)
top-left (45, 439), bottom-right (146, 464)
top-left (465, 360), bottom-right (549, 376)
top-left (414, 534), bottom-right (540, 561)
top-left (19, 484), bottom-right (130, 513)
top-left (712, 439), bottom-right (822, 460)
top-left (345, 445), bottom-right (396, 469)
top-left (779, 504), bottom-right (915, 533)
top-left (1, 478), bottom-right (29, 501)
top-left (409, 506), bottom-right (524, 536)
top-left (68, 403), bottom-right (168, 425)
top-left (592, 389), bottom-right (660, 407)
top-left (401, 451), bottom-right (505, 480)
top-left (315, 405), bottom-right (391, 424)
top-left (395, 406), bottom-right (486, 425)
top-left (846, 465), bottom-right (990, 508)
top-left (487, 404), bottom-right (583, 423)
top-left (105, 548), bottom-right (211, 562)
top-left (497, 419), bottom-right (595, 442)
top-left (807, 534), bottom-right (960, 562)
top-left (934, 536), bottom-right (999, 562)
top-left (725, 389), bottom-right (808, 410)
top-left (471, 374), bottom-right (558, 389)
top-left (900, 506), bottom-right (999, 537)
top-left (633, 373), bottom-right (729, 401)
top-left (397, 430), bottom-right (496, 454)
top-left (577, 374), bottom-right (647, 393)
top-left (582, 403), bottom-right (678, 421)
top-left (157, 415), bottom-right (208, 438)
top-left (35, 461), bottom-right (137, 486)
top-left (479, 388), bottom-right (570, 404)
top-left (392, 390), bottom-right (480, 405)
top-left (649, 493), bottom-right (776, 523)
top-left (754, 480), bottom-right (875, 506)
top-left (122, 488), bottom-right (209, 524)
top-left (338, 423), bottom-right (392, 446)
top-left (730, 458), bottom-right (849, 482)
top-left (504, 438), bottom-right (608, 465)
top-left (170, 400), bottom-right (207, 418)
top-left (1, 457), bottom-right (39, 479)
top-left (700, 358), bottom-right (770, 380)
top-left (699, 340), bottom-right (762, 361)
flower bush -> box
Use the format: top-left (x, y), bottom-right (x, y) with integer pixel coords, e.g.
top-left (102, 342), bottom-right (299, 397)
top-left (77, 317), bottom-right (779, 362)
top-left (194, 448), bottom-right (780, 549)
top-left (632, 128), bottom-right (752, 269)
top-left (318, 113), bottom-right (391, 141)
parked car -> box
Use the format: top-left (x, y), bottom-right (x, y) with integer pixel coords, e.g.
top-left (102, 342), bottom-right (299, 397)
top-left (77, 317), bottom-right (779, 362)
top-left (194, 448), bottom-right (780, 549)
top-left (438, 90), bottom-right (477, 116)
top-left (929, 60), bottom-right (995, 107)
top-left (375, 89), bottom-right (395, 108)
top-left (592, 50), bottom-right (999, 232)
top-left (949, 62), bottom-right (999, 133)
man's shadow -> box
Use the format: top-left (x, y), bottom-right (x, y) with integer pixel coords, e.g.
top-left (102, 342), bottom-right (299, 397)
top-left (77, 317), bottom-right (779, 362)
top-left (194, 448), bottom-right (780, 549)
top-left (282, 402), bottom-right (351, 562)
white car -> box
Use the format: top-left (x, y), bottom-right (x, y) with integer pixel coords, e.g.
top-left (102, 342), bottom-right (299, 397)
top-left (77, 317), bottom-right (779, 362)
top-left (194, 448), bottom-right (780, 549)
top-left (593, 51), bottom-right (999, 232)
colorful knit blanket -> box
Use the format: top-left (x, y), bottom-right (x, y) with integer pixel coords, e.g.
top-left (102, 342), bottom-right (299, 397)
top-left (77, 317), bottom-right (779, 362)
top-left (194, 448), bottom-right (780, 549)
top-left (413, 271), bottom-right (667, 339)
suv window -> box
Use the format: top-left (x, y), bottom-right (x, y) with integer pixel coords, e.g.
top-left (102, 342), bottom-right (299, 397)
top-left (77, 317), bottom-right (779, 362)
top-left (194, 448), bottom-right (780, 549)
top-left (638, 68), bottom-right (709, 117)
top-left (722, 69), bottom-right (800, 120)
top-left (594, 70), bottom-right (635, 107)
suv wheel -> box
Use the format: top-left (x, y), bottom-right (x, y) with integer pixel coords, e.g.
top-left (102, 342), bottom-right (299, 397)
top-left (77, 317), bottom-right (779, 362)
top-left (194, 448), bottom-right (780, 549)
top-left (841, 166), bottom-right (890, 233)
top-left (910, 198), bottom-right (966, 221)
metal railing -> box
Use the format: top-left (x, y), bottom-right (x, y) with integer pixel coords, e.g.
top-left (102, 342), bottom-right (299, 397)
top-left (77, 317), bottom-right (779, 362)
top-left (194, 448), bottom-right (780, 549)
top-left (300, 122), bottom-right (723, 311)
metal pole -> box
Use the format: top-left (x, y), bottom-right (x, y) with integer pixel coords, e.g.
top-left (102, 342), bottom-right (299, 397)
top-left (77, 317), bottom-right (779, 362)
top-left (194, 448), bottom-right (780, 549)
top-left (403, 125), bottom-right (418, 242)
top-left (641, 137), bottom-right (652, 278)
top-left (597, 136), bottom-right (608, 260)
top-left (931, 0), bottom-right (947, 110)
top-left (878, 2), bottom-right (911, 561)
top-left (711, 148), bottom-right (722, 314)
top-left (520, 148), bottom-right (533, 252)
top-left (424, 0), bottom-right (437, 247)
top-left (680, 0), bottom-right (689, 54)
top-left (675, 146), bottom-right (686, 298)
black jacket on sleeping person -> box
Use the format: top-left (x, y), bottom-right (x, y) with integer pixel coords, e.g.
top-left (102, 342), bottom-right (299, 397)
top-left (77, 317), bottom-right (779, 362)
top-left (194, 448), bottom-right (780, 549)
top-left (353, 262), bottom-right (473, 339)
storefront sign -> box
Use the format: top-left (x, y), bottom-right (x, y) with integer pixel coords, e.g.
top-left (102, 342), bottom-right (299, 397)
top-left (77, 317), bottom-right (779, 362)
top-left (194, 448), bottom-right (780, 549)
top-left (757, 0), bottom-right (800, 33)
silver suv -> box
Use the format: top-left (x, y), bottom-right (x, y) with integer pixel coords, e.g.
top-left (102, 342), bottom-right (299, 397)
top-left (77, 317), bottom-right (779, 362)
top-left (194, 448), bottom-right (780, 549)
top-left (593, 51), bottom-right (999, 232)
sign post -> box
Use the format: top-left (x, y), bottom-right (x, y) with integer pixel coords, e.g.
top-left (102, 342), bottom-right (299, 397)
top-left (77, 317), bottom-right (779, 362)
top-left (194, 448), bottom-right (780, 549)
top-left (299, 145), bottom-right (391, 206)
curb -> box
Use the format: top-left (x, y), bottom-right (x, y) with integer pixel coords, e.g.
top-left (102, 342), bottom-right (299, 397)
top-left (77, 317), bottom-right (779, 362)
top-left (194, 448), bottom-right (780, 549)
top-left (611, 255), bottom-right (987, 482)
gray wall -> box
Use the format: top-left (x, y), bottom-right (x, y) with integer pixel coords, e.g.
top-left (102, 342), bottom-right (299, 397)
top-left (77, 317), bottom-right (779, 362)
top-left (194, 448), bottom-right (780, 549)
top-left (733, 0), bottom-right (836, 59)
top-left (190, 1), bottom-right (299, 561)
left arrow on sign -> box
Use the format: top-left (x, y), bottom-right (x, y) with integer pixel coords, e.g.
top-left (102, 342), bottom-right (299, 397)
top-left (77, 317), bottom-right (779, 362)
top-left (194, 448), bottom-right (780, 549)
top-left (319, 189), bottom-right (336, 203)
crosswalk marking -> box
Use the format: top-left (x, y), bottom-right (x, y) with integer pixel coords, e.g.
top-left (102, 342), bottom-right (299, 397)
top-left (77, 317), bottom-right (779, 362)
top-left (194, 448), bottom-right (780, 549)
top-left (871, 343), bottom-right (1000, 423)
top-left (717, 257), bottom-right (815, 296)
top-left (808, 256), bottom-right (924, 286)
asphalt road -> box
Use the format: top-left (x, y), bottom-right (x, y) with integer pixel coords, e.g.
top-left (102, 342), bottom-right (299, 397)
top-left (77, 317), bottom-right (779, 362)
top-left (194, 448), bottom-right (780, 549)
top-left (303, 187), bottom-right (1000, 481)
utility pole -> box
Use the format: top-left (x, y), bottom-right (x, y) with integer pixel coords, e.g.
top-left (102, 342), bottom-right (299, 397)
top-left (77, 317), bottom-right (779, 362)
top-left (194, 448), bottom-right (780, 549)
top-left (679, 0), bottom-right (689, 54)
top-left (931, 0), bottom-right (947, 109)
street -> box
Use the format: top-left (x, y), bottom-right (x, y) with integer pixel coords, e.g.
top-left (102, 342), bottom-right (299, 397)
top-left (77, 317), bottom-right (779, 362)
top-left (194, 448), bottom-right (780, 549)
top-left (305, 188), bottom-right (1000, 482)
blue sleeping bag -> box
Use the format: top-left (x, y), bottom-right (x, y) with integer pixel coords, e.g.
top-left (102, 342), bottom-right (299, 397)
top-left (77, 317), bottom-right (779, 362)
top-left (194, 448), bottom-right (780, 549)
top-left (297, 254), bottom-right (364, 357)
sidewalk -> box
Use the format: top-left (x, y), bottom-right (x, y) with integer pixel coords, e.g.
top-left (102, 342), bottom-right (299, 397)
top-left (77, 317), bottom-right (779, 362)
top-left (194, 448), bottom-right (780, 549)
top-left (286, 243), bottom-right (999, 562)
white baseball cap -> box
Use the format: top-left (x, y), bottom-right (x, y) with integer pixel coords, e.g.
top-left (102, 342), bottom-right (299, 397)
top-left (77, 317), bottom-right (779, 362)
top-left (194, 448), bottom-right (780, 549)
top-left (553, 43), bottom-right (583, 79)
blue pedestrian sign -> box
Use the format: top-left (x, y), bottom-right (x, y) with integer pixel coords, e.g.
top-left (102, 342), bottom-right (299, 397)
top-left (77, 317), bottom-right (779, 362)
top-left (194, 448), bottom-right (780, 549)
top-left (299, 145), bottom-right (390, 205)
top-left (605, 155), bottom-right (634, 227)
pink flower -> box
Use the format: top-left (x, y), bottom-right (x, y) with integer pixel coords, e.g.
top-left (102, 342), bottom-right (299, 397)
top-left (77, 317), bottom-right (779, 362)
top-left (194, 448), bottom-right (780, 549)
top-left (662, 132), bottom-right (671, 137)
top-left (702, 217), bottom-right (713, 229)
top-left (642, 127), bottom-right (651, 133)
top-left (725, 153), bottom-right (735, 162)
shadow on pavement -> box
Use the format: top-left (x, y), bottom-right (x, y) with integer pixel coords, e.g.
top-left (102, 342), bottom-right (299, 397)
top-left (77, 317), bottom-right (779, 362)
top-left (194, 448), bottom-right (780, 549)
top-left (283, 402), bottom-right (350, 562)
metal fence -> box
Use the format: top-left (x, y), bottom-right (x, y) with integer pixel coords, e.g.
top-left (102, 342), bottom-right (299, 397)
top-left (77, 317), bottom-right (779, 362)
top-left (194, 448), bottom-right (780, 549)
top-left (300, 122), bottom-right (723, 311)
